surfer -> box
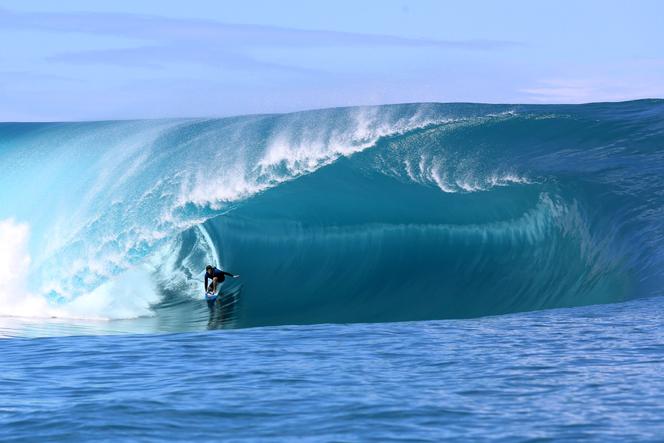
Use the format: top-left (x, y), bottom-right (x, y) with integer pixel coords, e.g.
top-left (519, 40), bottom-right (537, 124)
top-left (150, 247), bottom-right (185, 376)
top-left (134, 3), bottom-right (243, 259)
top-left (204, 265), bottom-right (239, 311)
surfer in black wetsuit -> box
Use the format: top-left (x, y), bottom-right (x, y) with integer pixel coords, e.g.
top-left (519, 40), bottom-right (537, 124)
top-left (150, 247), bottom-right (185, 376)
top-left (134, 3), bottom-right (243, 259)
top-left (204, 265), bottom-right (239, 311)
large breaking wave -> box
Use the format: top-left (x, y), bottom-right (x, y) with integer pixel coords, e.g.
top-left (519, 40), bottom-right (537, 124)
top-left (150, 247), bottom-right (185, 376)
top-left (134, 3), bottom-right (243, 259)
top-left (1, 100), bottom-right (663, 328)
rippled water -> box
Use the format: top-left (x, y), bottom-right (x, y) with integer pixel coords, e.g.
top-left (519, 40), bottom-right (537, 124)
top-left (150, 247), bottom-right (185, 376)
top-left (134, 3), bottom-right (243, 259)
top-left (2, 296), bottom-right (663, 442)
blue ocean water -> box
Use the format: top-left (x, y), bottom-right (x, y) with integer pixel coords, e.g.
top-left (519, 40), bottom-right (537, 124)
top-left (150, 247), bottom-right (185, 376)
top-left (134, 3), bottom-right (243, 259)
top-left (1, 297), bottom-right (663, 442)
top-left (1, 100), bottom-right (664, 440)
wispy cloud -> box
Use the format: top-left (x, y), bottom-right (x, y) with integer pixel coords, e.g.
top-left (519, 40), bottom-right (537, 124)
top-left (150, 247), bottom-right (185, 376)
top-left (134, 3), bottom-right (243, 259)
top-left (522, 75), bottom-right (664, 103)
top-left (47, 45), bottom-right (319, 73)
top-left (521, 79), bottom-right (599, 103)
top-left (0, 8), bottom-right (519, 49)
top-left (0, 8), bottom-right (519, 69)
top-left (0, 70), bottom-right (76, 83)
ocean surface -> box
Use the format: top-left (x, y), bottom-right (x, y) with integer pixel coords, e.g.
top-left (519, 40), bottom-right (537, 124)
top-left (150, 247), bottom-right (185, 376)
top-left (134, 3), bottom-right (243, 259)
top-left (1, 297), bottom-right (663, 442)
top-left (1, 100), bottom-right (664, 440)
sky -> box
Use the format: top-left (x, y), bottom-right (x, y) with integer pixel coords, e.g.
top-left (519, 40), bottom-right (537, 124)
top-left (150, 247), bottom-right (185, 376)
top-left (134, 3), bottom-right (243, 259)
top-left (0, 0), bottom-right (663, 121)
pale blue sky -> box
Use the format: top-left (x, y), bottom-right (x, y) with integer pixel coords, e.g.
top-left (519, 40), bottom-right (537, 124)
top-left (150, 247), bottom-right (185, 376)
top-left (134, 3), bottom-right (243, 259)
top-left (0, 0), bottom-right (662, 121)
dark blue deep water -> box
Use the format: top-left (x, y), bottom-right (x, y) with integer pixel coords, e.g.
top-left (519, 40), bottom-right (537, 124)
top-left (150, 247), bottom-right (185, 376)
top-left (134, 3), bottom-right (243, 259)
top-left (1, 100), bottom-right (664, 440)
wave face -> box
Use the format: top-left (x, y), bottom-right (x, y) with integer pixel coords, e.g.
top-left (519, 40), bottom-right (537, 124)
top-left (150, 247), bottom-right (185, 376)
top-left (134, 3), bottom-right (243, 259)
top-left (1, 100), bottom-right (663, 327)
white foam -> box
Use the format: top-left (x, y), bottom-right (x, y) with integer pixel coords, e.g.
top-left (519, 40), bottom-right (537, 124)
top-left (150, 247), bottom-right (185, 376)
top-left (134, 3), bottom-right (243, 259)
top-left (386, 150), bottom-right (532, 194)
top-left (50, 267), bottom-right (160, 321)
top-left (173, 108), bottom-right (446, 219)
top-left (0, 219), bottom-right (161, 321)
top-left (0, 220), bottom-right (51, 318)
top-left (256, 108), bottom-right (442, 181)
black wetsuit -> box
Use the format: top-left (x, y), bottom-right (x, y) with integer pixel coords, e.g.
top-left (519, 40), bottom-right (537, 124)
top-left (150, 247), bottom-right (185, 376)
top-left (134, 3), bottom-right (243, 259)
top-left (204, 268), bottom-right (234, 310)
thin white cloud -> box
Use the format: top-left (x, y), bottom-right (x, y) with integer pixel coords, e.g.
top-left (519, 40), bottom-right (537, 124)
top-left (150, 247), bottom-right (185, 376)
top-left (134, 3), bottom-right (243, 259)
top-left (0, 7), bottom-right (520, 70)
top-left (47, 45), bottom-right (321, 73)
top-left (522, 79), bottom-right (598, 103)
top-left (0, 8), bottom-right (520, 49)
top-left (521, 76), bottom-right (664, 103)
